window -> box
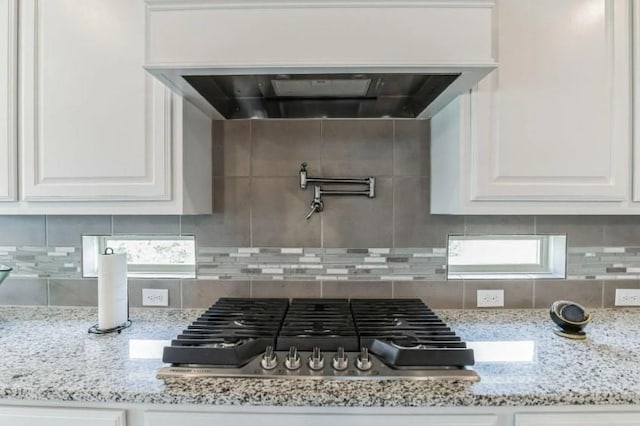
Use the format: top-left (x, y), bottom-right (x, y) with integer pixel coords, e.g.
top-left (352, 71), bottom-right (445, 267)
top-left (82, 235), bottom-right (196, 278)
top-left (447, 235), bottom-right (566, 279)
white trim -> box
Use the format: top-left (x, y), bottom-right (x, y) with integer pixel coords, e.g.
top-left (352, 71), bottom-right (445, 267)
top-left (145, 0), bottom-right (496, 11)
top-left (0, 0), bottom-right (17, 202)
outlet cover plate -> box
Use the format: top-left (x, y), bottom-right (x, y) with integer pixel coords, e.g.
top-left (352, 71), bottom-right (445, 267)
top-left (142, 288), bottom-right (169, 307)
top-left (477, 289), bottom-right (505, 308)
top-left (615, 289), bottom-right (640, 306)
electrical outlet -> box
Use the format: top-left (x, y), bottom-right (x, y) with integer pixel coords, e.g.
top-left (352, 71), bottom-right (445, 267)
top-left (142, 288), bottom-right (169, 307)
top-left (615, 289), bottom-right (640, 306)
top-left (477, 289), bottom-right (504, 308)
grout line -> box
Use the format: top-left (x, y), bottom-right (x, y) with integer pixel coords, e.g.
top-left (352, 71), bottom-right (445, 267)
top-left (44, 216), bottom-right (49, 247)
top-left (319, 119), bottom-right (324, 249)
top-left (249, 121), bottom-right (254, 248)
top-left (601, 279), bottom-right (605, 309)
top-left (391, 120), bottom-right (396, 249)
top-left (531, 279), bottom-right (536, 308)
top-left (461, 279), bottom-right (466, 308)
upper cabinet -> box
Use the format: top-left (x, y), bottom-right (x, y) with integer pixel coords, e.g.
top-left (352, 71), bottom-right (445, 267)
top-left (0, 0), bottom-right (212, 214)
top-left (0, 0), bottom-right (17, 202)
top-left (432, 0), bottom-right (632, 214)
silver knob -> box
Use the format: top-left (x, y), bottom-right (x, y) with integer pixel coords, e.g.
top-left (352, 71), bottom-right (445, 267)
top-left (332, 347), bottom-right (348, 371)
top-left (260, 345), bottom-right (278, 370)
top-left (284, 346), bottom-right (301, 370)
top-left (307, 347), bottom-right (324, 371)
top-left (355, 347), bottom-right (372, 371)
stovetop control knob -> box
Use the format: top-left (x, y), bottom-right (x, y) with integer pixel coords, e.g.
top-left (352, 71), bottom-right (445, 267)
top-left (260, 345), bottom-right (278, 370)
top-left (355, 347), bottom-right (373, 371)
top-left (284, 346), bottom-right (301, 370)
top-left (307, 347), bottom-right (324, 371)
top-left (332, 347), bottom-right (348, 371)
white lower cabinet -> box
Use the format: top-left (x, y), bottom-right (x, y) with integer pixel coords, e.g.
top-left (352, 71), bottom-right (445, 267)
top-left (515, 412), bottom-right (640, 425)
top-left (145, 411), bottom-right (499, 426)
top-left (0, 406), bottom-right (125, 426)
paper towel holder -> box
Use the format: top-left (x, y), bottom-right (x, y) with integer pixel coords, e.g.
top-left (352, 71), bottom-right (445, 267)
top-left (88, 247), bottom-right (132, 335)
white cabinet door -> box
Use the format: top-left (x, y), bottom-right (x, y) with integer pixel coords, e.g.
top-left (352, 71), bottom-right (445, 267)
top-left (633, 0), bottom-right (640, 201)
top-left (515, 412), bottom-right (640, 426)
top-left (146, 411), bottom-right (499, 426)
top-left (0, 406), bottom-right (125, 426)
top-left (470, 0), bottom-right (630, 202)
top-left (19, 0), bottom-right (171, 201)
top-left (0, 0), bottom-right (17, 201)
top-left (432, 0), bottom-right (632, 214)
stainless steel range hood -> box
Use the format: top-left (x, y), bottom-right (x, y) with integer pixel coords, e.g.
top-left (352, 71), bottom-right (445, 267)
top-left (145, 0), bottom-right (497, 119)
top-left (181, 73), bottom-right (459, 119)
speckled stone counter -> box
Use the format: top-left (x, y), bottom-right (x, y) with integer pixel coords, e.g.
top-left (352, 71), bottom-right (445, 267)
top-left (1, 306), bottom-right (640, 407)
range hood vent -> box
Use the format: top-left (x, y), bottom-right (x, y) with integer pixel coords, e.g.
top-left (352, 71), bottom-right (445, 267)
top-left (145, 0), bottom-right (497, 119)
top-left (183, 73), bottom-right (459, 119)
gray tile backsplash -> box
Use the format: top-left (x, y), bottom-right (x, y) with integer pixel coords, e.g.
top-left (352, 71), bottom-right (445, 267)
top-left (3, 119), bottom-right (640, 309)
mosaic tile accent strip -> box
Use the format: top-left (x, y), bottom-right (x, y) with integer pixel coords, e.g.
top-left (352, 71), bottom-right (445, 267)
top-left (567, 247), bottom-right (640, 280)
top-left (0, 246), bottom-right (81, 278)
top-left (197, 247), bottom-right (448, 281)
top-left (4, 245), bottom-right (640, 282)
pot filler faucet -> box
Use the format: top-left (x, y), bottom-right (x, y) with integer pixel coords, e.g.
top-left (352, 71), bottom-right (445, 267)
top-left (299, 163), bottom-right (376, 220)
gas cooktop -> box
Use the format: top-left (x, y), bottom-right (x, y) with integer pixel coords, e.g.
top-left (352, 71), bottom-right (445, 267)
top-left (158, 298), bottom-right (479, 381)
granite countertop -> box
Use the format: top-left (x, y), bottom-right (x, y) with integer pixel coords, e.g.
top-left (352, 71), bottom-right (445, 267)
top-left (1, 305), bottom-right (639, 407)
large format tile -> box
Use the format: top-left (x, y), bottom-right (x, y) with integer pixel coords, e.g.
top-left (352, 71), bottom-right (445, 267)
top-left (463, 280), bottom-right (534, 309)
top-left (321, 120), bottom-right (393, 177)
top-left (533, 280), bottom-right (603, 309)
top-left (182, 178), bottom-right (251, 246)
top-left (393, 281), bottom-right (463, 309)
top-left (464, 216), bottom-right (535, 235)
top-left (128, 279), bottom-right (181, 308)
top-left (394, 177), bottom-right (464, 247)
top-left (322, 178), bottom-right (393, 247)
top-left (393, 120), bottom-right (429, 177)
top-left (535, 215), bottom-right (604, 247)
top-left (251, 281), bottom-right (321, 299)
top-left (251, 177), bottom-right (321, 247)
top-left (322, 281), bottom-right (392, 299)
top-left (251, 120), bottom-right (322, 177)
top-left (112, 216), bottom-right (180, 235)
top-left (212, 120), bottom-right (251, 177)
top-left (49, 279), bottom-right (98, 306)
top-left (182, 280), bottom-right (251, 308)
top-left (603, 216), bottom-right (640, 247)
top-left (46, 216), bottom-right (111, 246)
top-left (0, 216), bottom-right (46, 246)
top-left (0, 278), bottom-right (47, 305)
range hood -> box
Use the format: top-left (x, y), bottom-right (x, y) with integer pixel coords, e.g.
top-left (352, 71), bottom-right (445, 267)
top-left (145, 0), bottom-right (497, 119)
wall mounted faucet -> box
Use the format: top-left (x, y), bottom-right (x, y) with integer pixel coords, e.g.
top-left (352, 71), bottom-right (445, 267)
top-left (299, 163), bottom-right (376, 220)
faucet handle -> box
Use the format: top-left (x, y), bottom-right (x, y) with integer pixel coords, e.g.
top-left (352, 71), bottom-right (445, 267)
top-left (305, 200), bottom-right (324, 221)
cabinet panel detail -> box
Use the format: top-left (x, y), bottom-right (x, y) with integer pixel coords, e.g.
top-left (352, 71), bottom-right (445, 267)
top-left (471, 0), bottom-right (630, 201)
top-left (0, 0), bottom-right (17, 201)
top-left (19, 0), bottom-right (171, 201)
top-left (0, 406), bottom-right (125, 426)
top-left (146, 411), bottom-right (499, 426)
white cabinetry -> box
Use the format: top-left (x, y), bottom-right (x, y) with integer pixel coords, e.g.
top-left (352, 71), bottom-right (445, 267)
top-left (0, 406), bottom-right (125, 426)
top-left (432, 0), bottom-right (632, 214)
top-left (633, 0), bottom-right (640, 202)
top-left (515, 412), bottom-right (640, 425)
top-left (0, 0), bottom-right (212, 214)
top-left (145, 411), bottom-right (499, 426)
top-left (0, 0), bottom-right (17, 201)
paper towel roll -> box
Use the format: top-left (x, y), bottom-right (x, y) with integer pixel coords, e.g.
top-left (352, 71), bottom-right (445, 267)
top-left (98, 250), bottom-right (128, 330)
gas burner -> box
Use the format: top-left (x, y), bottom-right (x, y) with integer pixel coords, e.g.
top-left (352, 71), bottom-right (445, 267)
top-left (159, 297), bottom-right (478, 381)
